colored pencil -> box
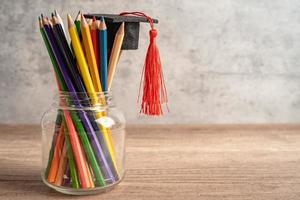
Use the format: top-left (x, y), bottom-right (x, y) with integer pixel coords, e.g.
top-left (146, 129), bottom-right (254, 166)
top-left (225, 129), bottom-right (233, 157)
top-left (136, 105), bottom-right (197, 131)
top-left (108, 22), bottom-right (125, 90)
top-left (67, 14), bottom-right (99, 104)
top-left (63, 119), bottom-right (80, 188)
top-left (52, 14), bottom-right (88, 94)
top-left (39, 16), bottom-right (67, 91)
top-left (74, 11), bottom-right (81, 37)
top-left (81, 14), bottom-right (102, 92)
top-left (80, 141), bottom-right (95, 188)
top-left (47, 124), bottom-right (65, 183)
top-left (88, 18), bottom-right (93, 27)
top-left (91, 17), bottom-right (100, 73)
top-left (44, 114), bottom-right (62, 177)
top-left (62, 160), bottom-right (70, 186)
top-left (54, 10), bottom-right (66, 36)
top-left (99, 16), bottom-right (108, 91)
top-left (42, 17), bottom-right (78, 93)
top-left (54, 141), bottom-right (68, 186)
top-left (63, 112), bottom-right (91, 188)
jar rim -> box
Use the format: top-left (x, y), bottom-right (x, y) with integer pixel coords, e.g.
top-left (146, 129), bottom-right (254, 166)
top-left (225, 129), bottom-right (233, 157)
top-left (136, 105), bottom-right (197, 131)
top-left (56, 91), bottom-right (112, 98)
top-left (53, 91), bottom-right (114, 109)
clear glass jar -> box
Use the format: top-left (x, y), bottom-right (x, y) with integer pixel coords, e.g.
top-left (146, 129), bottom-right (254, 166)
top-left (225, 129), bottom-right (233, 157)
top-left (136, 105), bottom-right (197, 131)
top-left (41, 91), bottom-right (126, 195)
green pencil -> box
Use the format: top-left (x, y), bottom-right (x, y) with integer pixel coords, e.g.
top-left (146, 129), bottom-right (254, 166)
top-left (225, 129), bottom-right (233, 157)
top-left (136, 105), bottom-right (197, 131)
top-left (75, 11), bottom-right (82, 36)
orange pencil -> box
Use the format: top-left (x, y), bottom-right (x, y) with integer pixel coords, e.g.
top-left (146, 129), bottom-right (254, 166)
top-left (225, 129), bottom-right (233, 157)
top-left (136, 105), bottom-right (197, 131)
top-left (54, 141), bottom-right (68, 186)
top-left (63, 110), bottom-right (91, 188)
top-left (86, 164), bottom-right (95, 188)
top-left (47, 124), bottom-right (65, 183)
top-left (80, 141), bottom-right (95, 187)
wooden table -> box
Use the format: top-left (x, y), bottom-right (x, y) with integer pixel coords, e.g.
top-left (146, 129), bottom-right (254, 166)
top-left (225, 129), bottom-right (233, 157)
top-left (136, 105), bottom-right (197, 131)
top-left (0, 124), bottom-right (300, 200)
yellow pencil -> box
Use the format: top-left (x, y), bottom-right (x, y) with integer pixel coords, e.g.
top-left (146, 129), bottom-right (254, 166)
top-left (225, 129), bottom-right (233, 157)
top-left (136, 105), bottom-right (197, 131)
top-left (80, 14), bottom-right (102, 92)
top-left (67, 14), bottom-right (98, 105)
top-left (108, 22), bottom-right (125, 90)
top-left (67, 14), bottom-right (118, 173)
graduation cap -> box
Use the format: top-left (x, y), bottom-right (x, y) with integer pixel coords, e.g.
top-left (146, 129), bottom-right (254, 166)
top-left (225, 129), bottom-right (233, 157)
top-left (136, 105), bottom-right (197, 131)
top-left (85, 12), bottom-right (168, 115)
top-left (84, 13), bottom-right (158, 50)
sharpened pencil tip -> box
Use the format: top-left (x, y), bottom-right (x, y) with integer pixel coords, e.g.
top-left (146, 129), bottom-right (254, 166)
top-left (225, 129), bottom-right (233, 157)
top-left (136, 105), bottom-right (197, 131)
top-left (51, 12), bottom-right (54, 18)
top-left (81, 14), bottom-right (88, 26)
top-left (75, 11), bottom-right (81, 21)
top-left (38, 16), bottom-right (43, 28)
top-left (116, 22), bottom-right (125, 35)
top-left (52, 15), bottom-right (59, 25)
top-left (42, 16), bottom-right (49, 25)
top-left (67, 14), bottom-right (74, 27)
top-left (99, 16), bottom-right (107, 30)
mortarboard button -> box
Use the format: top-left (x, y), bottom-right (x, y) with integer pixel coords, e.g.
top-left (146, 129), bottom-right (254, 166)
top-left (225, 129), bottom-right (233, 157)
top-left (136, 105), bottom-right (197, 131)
top-left (84, 14), bottom-right (158, 50)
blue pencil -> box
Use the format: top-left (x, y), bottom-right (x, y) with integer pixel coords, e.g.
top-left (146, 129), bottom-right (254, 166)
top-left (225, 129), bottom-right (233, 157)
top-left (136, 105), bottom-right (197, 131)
top-left (99, 16), bottom-right (108, 91)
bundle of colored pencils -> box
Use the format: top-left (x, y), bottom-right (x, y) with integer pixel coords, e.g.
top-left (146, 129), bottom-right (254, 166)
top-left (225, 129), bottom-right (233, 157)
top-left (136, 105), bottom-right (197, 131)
top-left (39, 11), bottom-right (124, 188)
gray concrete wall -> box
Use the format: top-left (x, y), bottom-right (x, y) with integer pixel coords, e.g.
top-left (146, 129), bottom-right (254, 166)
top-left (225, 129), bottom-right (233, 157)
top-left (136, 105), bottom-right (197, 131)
top-left (0, 0), bottom-right (300, 124)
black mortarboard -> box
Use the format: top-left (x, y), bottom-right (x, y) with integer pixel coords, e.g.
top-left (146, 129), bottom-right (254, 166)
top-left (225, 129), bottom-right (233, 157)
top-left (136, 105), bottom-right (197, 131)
top-left (85, 12), bottom-right (167, 115)
top-left (84, 14), bottom-right (158, 50)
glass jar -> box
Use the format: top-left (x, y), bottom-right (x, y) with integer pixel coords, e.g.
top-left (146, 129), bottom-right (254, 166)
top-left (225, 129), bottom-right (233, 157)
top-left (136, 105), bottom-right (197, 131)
top-left (41, 91), bottom-right (126, 195)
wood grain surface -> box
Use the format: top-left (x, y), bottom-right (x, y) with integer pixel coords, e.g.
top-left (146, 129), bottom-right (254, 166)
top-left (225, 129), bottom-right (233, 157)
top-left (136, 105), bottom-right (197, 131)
top-left (0, 124), bottom-right (300, 200)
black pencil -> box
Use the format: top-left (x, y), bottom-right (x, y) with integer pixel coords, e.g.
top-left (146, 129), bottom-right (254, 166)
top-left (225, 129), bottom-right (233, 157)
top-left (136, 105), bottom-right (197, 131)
top-left (52, 14), bottom-right (87, 96)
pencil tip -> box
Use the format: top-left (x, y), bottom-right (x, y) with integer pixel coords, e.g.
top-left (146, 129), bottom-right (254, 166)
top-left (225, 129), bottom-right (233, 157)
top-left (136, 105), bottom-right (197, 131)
top-left (80, 14), bottom-right (87, 25)
top-left (118, 22), bottom-right (125, 34)
top-left (51, 12), bottom-right (54, 18)
top-left (75, 11), bottom-right (81, 21)
top-left (99, 16), bottom-right (107, 29)
top-left (38, 16), bottom-right (44, 28)
top-left (67, 14), bottom-right (74, 27)
top-left (42, 16), bottom-right (49, 25)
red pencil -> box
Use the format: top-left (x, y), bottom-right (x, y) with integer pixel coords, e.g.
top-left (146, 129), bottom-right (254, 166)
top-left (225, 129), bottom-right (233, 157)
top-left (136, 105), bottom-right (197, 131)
top-left (91, 17), bottom-right (100, 72)
top-left (63, 110), bottom-right (91, 188)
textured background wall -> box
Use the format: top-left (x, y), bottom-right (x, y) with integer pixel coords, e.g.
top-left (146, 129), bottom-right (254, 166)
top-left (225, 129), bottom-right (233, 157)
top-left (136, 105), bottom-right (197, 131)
top-left (0, 0), bottom-right (300, 124)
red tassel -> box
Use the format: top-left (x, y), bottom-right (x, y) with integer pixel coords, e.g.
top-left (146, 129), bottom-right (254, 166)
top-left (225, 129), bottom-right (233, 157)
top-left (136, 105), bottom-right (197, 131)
top-left (120, 12), bottom-right (169, 115)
